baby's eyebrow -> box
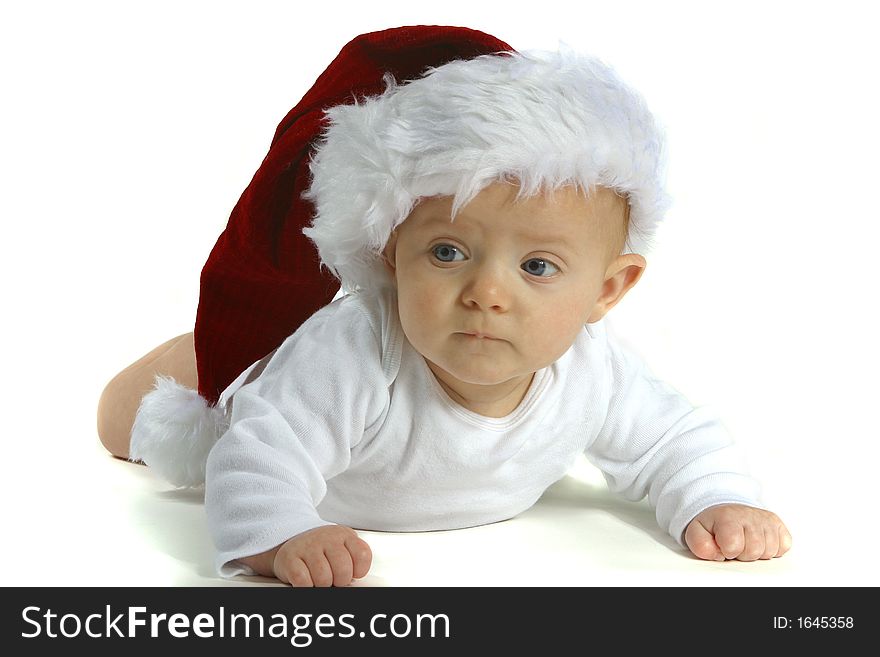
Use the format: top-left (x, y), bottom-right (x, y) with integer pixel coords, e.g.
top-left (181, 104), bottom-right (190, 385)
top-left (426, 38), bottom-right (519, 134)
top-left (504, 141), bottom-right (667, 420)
top-left (418, 213), bottom-right (456, 227)
top-left (414, 211), bottom-right (582, 252)
top-left (411, 214), bottom-right (465, 235)
top-left (521, 233), bottom-right (577, 249)
top-left (508, 226), bottom-right (582, 252)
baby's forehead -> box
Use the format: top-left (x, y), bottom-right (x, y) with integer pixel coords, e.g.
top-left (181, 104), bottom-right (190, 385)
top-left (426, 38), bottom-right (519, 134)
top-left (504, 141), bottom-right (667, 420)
top-left (407, 183), bottom-right (627, 241)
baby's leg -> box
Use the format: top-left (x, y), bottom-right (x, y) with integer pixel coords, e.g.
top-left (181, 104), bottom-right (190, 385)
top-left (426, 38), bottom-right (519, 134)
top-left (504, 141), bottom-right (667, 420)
top-left (97, 332), bottom-right (198, 460)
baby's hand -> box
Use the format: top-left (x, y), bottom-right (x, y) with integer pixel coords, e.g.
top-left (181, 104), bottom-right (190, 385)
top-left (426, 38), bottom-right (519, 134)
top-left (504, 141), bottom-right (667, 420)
top-left (241, 525), bottom-right (372, 586)
top-left (684, 503), bottom-right (792, 562)
top-left (275, 525), bottom-right (372, 586)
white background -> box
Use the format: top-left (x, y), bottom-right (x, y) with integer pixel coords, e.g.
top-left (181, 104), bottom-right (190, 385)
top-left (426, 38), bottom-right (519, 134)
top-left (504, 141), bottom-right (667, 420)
top-left (2, 0), bottom-right (878, 586)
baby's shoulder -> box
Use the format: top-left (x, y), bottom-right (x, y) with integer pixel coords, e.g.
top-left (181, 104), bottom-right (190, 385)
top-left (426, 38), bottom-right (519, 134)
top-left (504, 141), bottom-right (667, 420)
top-left (562, 318), bottom-right (610, 370)
top-left (561, 318), bottom-right (647, 389)
top-left (274, 287), bottom-right (403, 382)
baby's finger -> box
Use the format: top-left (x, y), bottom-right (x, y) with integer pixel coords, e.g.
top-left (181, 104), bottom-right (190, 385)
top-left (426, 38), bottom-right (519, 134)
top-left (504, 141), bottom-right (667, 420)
top-left (684, 520), bottom-right (724, 561)
top-left (278, 556), bottom-right (313, 588)
top-left (761, 526), bottom-right (780, 560)
top-left (714, 521), bottom-right (745, 560)
top-left (736, 524), bottom-right (765, 562)
top-left (324, 544), bottom-right (354, 587)
top-left (303, 553), bottom-right (334, 588)
top-left (345, 535), bottom-right (373, 579)
top-left (777, 525), bottom-right (793, 557)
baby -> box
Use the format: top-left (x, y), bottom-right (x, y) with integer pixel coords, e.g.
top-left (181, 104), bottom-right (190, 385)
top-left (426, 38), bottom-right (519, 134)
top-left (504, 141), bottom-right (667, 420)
top-left (97, 26), bottom-right (791, 586)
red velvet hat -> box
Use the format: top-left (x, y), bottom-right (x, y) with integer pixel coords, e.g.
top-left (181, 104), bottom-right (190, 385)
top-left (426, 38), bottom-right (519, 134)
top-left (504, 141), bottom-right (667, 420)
top-left (131, 26), bottom-right (672, 488)
top-left (194, 26), bottom-right (514, 406)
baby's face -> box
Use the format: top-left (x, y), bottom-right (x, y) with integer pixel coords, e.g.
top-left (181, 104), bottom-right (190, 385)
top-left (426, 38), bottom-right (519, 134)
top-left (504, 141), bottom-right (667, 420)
top-left (384, 182), bottom-right (630, 397)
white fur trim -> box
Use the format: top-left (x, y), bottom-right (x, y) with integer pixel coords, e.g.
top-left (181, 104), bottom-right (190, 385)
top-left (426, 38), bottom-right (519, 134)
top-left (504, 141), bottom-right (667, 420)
top-left (130, 375), bottom-right (229, 488)
top-left (303, 47), bottom-right (671, 293)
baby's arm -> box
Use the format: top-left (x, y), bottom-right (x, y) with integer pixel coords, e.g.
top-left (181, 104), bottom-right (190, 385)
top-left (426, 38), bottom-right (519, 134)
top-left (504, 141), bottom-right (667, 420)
top-left (239, 526), bottom-right (372, 587)
top-left (584, 328), bottom-right (790, 559)
top-left (685, 503), bottom-right (791, 561)
top-left (206, 299), bottom-right (389, 584)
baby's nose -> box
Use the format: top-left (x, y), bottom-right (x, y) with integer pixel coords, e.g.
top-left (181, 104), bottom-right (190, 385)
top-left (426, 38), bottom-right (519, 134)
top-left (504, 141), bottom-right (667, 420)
top-left (461, 263), bottom-right (511, 312)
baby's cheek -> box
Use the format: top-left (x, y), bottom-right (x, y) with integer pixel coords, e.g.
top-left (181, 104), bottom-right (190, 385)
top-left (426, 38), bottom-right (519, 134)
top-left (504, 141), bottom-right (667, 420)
top-left (398, 288), bottom-right (443, 347)
top-left (527, 317), bottom-right (584, 365)
top-left (408, 289), bottom-right (443, 326)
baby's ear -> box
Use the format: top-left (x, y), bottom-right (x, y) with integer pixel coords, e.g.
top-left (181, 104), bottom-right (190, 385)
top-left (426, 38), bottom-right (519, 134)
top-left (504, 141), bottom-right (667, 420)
top-left (587, 254), bottom-right (646, 323)
top-left (382, 231), bottom-right (399, 277)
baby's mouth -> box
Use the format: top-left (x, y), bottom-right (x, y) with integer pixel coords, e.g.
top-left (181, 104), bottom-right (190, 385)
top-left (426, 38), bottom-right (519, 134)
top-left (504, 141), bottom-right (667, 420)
top-left (459, 330), bottom-right (500, 341)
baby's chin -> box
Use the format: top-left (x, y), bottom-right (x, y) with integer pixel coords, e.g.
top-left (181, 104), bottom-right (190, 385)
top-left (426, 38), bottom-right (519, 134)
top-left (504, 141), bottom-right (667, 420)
top-left (428, 356), bottom-right (532, 388)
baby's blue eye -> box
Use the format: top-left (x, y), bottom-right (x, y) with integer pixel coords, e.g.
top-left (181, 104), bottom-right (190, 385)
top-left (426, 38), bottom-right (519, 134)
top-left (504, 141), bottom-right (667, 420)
top-left (521, 258), bottom-right (559, 277)
top-left (432, 244), bottom-right (464, 262)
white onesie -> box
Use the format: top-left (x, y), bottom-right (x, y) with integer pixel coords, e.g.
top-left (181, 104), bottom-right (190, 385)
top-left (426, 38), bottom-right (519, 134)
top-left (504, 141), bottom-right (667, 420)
top-left (207, 288), bottom-right (764, 576)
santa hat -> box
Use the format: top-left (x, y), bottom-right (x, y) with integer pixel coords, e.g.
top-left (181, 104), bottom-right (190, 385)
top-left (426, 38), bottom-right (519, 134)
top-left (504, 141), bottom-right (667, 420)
top-left (304, 45), bottom-right (670, 293)
top-left (130, 25), bottom-right (670, 487)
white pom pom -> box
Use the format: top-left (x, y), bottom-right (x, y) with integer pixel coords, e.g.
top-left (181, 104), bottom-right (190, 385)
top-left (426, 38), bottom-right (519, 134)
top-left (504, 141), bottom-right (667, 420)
top-left (130, 375), bottom-right (229, 487)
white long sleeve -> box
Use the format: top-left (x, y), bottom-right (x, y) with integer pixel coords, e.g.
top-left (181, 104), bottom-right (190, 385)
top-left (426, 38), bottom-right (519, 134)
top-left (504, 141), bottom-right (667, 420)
top-left (583, 324), bottom-right (765, 546)
top-left (206, 288), bottom-right (765, 576)
top-left (205, 292), bottom-right (394, 576)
